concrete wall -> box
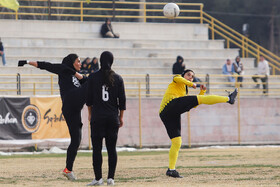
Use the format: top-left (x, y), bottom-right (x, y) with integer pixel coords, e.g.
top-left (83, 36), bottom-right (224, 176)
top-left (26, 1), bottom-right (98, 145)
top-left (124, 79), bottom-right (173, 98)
top-left (1, 97), bottom-right (278, 150)
top-left (80, 97), bottom-right (280, 147)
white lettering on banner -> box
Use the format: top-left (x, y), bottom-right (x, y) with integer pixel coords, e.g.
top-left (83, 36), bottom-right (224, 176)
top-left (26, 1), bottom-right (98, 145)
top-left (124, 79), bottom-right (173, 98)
top-left (0, 113), bottom-right (18, 125)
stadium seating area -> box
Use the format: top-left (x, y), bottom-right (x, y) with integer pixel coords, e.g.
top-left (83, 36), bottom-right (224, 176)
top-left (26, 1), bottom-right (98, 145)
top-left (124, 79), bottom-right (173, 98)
top-left (0, 19), bottom-right (274, 96)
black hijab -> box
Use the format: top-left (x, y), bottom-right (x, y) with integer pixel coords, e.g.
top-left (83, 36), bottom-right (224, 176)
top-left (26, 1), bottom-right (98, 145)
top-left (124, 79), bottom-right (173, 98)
top-left (62, 53), bottom-right (78, 71)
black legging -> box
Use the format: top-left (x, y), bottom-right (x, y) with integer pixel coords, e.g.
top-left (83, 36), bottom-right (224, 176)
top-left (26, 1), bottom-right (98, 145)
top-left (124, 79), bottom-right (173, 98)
top-left (62, 83), bottom-right (87, 171)
top-left (160, 96), bottom-right (198, 139)
top-left (63, 110), bottom-right (82, 171)
top-left (91, 117), bottom-right (119, 180)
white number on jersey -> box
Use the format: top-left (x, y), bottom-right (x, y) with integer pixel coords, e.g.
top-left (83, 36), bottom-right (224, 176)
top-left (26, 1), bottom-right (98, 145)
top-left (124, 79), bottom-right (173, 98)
top-left (102, 85), bottom-right (109, 101)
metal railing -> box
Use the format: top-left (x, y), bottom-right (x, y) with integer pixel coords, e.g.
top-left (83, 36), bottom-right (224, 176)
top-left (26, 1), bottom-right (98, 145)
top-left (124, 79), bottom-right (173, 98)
top-left (1, 73), bottom-right (280, 97)
top-left (202, 12), bottom-right (280, 75)
top-left (0, 0), bottom-right (280, 74)
top-left (1, 73), bottom-right (280, 148)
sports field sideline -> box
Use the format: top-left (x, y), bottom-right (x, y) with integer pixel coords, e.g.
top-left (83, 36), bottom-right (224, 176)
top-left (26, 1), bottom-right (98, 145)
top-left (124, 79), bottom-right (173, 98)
top-left (0, 146), bottom-right (280, 186)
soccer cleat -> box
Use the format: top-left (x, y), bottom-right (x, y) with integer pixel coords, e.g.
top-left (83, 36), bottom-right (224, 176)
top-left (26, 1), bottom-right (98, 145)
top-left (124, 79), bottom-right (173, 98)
top-left (166, 168), bottom-right (183, 178)
top-left (62, 168), bottom-right (77, 181)
top-left (227, 88), bottom-right (238, 105)
top-left (87, 178), bottom-right (104, 186)
top-left (107, 178), bottom-right (114, 186)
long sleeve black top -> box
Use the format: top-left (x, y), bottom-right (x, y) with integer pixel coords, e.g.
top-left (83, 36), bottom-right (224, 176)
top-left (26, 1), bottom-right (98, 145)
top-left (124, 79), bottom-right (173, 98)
top-left (86, 70), bottom-right (126, 119)
top-left (172, 62), bottom-right (185, 75)
top-left (37, 61), bottom-right (87, 102)
top-left (101, 23), bottom-right (114, 37)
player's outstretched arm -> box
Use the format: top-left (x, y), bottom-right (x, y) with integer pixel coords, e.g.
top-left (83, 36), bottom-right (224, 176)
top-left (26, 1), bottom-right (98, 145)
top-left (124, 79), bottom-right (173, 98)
top-left (18, 60), bottom-right (38, 67)
top-left (174, 75), bottom-right (196, 89)
top-left (28, 61), bottom-right (38, 67)
top-left (199, 84), bottom-right (207, 95)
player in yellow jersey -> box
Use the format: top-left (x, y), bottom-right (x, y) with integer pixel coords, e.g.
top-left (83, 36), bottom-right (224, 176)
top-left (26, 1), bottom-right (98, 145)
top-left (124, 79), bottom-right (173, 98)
top-left (159, 69), bottom-right (238, 178)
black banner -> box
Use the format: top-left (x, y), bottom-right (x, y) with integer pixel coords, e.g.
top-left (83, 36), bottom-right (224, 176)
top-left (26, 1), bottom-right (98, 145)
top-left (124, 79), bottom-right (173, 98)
top-left (0, 97), bottom-right (31, 140)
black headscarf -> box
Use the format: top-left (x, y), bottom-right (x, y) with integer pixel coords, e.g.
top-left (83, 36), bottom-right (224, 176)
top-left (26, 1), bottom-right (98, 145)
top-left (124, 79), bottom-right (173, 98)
top-left (176, 55), bottom-right (184, 63)
top-left (62, 53), bottom-right (78, 71)
top-left (100, 51), bottom-right (115, 87)
top-left (100, 51), bottom-right (113, 70)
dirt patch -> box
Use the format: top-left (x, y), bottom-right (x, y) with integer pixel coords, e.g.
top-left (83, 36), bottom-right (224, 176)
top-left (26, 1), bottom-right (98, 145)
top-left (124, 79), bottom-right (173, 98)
top-left (0, 147), bottom-right (280, 186)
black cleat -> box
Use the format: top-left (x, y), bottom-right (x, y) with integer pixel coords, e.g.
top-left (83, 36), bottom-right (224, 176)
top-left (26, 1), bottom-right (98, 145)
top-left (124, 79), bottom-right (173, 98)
top-left (228, 88), bottom-right (238, 104)
top-left (166, 168), bottom-right (183, 178)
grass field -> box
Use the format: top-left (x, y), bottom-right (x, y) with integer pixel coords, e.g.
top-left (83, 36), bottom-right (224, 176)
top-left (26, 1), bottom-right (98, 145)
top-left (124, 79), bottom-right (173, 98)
top-left (0, 146), bottom-right (280, 186)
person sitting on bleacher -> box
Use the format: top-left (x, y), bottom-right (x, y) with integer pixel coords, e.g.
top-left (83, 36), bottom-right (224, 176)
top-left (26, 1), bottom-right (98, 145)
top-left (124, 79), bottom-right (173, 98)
top-left (100, 18), bottom-right (119, 38)
top-left (80, 57), bottom-right (91, 75)
top-left (252, 55), bottom-right (269, 94)
top-left (90, 57), bottom-right (99, 73)
top-left (222, 59), bottom-right (235, 83)
top-left (233, 56), bottom-right (244, 87)
top-left (172, 56), bottom-right (185, 75)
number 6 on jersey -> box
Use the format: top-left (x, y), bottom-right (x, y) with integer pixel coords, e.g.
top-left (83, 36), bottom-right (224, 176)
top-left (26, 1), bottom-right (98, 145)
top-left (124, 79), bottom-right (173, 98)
top-left (102, 85), bottom-right (109, 101)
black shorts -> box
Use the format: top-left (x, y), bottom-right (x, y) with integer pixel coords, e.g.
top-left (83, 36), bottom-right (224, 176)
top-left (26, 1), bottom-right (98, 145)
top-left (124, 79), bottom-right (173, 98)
top-left (160, 96), bottom-right (198, 139)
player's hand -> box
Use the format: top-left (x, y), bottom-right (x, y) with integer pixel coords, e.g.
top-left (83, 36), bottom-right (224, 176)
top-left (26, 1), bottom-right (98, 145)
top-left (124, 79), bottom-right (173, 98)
top-left (192, 83), bottom-right (197, 89)
top-left (119, 117), bottom-right (124, 128)
top-left (200, 84), bottom-right (207, 91)
top-left (18, 60), bottom-right (28, 67)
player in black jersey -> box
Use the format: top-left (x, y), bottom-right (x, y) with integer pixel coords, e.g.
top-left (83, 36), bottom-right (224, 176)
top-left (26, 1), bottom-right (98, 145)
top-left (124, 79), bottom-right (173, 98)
top-left (86, 51), bottom-right (126, 186)
top-left (18, 54), bottom-right (87, 181)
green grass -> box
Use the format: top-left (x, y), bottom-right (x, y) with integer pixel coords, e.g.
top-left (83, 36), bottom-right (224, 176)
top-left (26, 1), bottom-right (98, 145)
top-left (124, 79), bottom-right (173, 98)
top-left (0, 150), bottom-right (169, 159)
top-left (177, 164), bottom-right (280, 169)
top-left (117, 176), bottom-right (157, 182)
top-left (234, 177), bottom-right (265, 181)
top-left (187, 171), bottom-right (219, 175)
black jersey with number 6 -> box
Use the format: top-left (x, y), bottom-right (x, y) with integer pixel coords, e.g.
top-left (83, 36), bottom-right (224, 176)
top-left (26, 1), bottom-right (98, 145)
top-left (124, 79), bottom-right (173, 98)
top-left (86, 70), bottom-right (126, 119)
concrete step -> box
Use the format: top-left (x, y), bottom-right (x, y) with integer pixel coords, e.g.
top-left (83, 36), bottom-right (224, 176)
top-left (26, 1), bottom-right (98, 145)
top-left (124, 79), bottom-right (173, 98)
top-left (4, 46), bottom-right (240, 60)
top-left (112, 67), bottom-right (257, 75)
top-left (2, 37), bottom-right (224, 49)
top-left (0, 20), bottom-right (209, 40)
top-left (4, 56), bottom-right (255, 68)
top-left (0, 66), bottom-right (258, 77)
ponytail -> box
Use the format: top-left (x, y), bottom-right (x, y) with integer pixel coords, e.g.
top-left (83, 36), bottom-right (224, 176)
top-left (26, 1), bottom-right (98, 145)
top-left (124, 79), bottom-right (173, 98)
top-left (102, 69), bottom-right (115, 87)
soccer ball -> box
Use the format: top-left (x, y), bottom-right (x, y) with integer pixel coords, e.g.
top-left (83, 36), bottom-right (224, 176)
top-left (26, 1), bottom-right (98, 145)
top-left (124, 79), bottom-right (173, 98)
top-left (163, 3), bottom-right (180, 19)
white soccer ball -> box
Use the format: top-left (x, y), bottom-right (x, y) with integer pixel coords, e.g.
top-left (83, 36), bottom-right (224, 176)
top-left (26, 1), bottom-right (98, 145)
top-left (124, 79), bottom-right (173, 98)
top-left (163, 3), bottom-right (180, 19)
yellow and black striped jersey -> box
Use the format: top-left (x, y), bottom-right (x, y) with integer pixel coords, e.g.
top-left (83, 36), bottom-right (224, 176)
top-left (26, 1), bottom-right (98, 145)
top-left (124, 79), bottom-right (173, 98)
top-left (159, 75), bottom-right (206, 113)
top-left (159, 75), bottom-right (193, 113)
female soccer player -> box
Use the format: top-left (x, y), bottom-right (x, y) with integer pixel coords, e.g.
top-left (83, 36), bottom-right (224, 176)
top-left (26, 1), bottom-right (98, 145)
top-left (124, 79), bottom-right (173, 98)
top-left (159, 69), bottom-right (238, 178)
top-left (86, 51), bottom-right (126, 186)
top-left (18, 54), bottom-right (87, 181)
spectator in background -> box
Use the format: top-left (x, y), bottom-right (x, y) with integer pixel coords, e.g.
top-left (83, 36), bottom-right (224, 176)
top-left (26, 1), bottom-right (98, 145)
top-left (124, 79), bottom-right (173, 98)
top-left (252, 55), bottom-right (270, 93)
top-left (172, 56), bottom-right (202, 87)
top-left (90, 57), bottom-right (99, 73)
top-left (80, 57), bottom-right (91, 74)
top-left (101, 18), bottom-right (119, 38)
top-left (172, 56), bottom-right (185, 75)
top-left (233, 56), bottom-right (244, 87)
top-left (222, 59), bottom-right (235, 82)
top-left (0, 38), bottom-right (6, 66)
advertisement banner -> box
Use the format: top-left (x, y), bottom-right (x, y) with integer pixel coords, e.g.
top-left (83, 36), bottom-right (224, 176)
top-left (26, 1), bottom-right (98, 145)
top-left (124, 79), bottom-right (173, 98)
top-left (0, 96), bottom-right (69, 142)
top-left (0, 97), bottom-right (31, 140)
top-left (30, 97), bottom-right (69, 140)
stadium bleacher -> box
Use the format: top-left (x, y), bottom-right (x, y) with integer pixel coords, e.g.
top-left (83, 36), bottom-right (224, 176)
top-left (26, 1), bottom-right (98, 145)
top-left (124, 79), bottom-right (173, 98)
top-left (0, 19), bottom-right (278, 96)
